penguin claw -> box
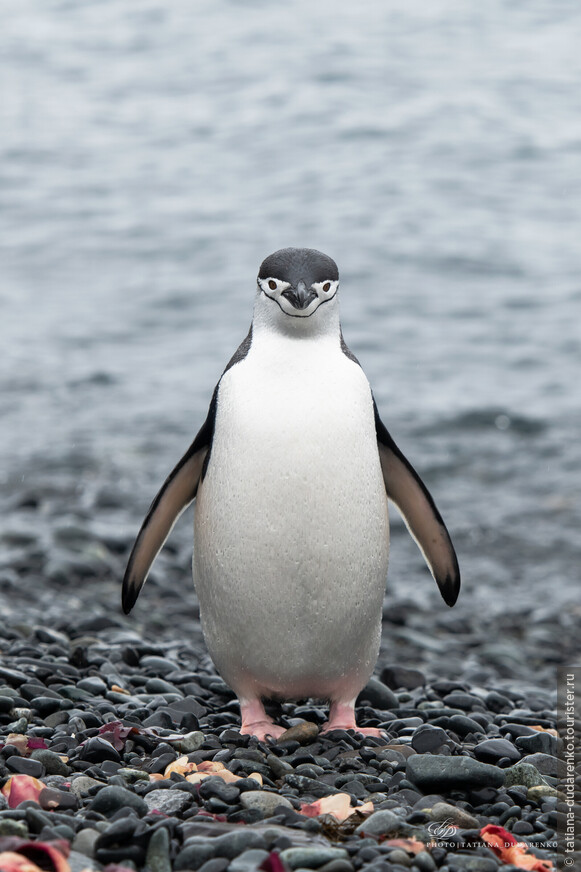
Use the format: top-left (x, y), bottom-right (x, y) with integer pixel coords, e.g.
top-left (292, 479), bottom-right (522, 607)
top-left (321, 724), bottom-right (389, 741)
top-left (239, 720), bottom-right (287, 741)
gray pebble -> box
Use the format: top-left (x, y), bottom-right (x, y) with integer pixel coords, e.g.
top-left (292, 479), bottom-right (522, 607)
top-left (354, 809), bottom-right (403, 837)
top-left (411, 725), bottom-right (452, 753)
top-left (144, 788), bottom-right (191, 814)
top-left (240, 789), bottom-right (294, 816)
top-left (72, 827), bottom-right (101, 859)
top-left (197, 861), bottom-right (229, 872)
top-left (6, 755), bottom-right (44, 777)
top-left (380, 665), bottom-right (426, 690)
top-left (523, 752), bottom-right (563, 777)
top-left (89, 784), bottom-right (148, 818)
top-left (473, 738), bottom-right (521, 763)
top-left (412, 851), bottom-right (437, 872)
top-left (356, 676), bottom-right (399, 711)
top-left (280, 847), bottom-right (350, 869)
top-left (69, 775), bottom-right (106, 798)
top-left (406, 754), bottom-right (505, 790)
top-left (228, 849), bottom-right (270, 872)
top-left (30, 748), bottom-right (71, 776)
top-left (428, 801), bottom-right (480, 828)
top-left (504, 762), bottom-right (546, 788)
top-left (0, 819), bottom-right (29, 837)
top-left (175, 841), bottom-right (216, 870)
top-left (515, 731), bottom-right (558, 755)
top-left (444, 855), bottom-right (499, 871)
top-left (68, 850), bottom-right (101, 872)
top-left (146, 825), bottom-right (172, 872)
top-left (212, 830), bottom-right (268, 860)
top-left (171, 729), bottom-right (205, 753)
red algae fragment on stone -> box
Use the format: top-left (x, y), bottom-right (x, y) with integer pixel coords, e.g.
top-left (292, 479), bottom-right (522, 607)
top-left (299, 792), bottom-right (373, 821)
top-left (480, 824), bottom-right (555, 871)
top-left (0, 838), bottom-right (70, 872)
top-left (1, 774), bottom-right (44, 808)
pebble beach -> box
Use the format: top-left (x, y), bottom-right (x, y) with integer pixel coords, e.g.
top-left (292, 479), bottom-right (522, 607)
top-left (2, 0), bottom-right (580, 870)
top-left (0, 476), bottom-right (576, 872)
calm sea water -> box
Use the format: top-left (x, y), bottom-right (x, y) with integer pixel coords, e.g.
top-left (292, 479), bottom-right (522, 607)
top-left (2, 1), bottom-right (580, 619)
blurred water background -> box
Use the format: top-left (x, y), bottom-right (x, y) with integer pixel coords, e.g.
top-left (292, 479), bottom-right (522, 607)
top-left (1, 1), bottom-right (580, 676)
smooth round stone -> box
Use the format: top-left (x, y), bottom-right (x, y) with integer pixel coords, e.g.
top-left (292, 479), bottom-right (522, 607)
top-left (30, 749), bottom-right (70, 776)
top-left (267, 754), bottom-right (294, 777)
top-left (406, 754), bottom-right (505, 790)
top-left (523, 752), bottom-right (563, 777)
top-left (72, 827), bottom-right (101, 858)
top-left (211, 830), bottom-right (268, 860)
top-left (78, 737), bottom-right (121, 764)
top-left (30, 697), bottom-right (62, 717)
top-left (354, 809), bottom-right (403, 837)
top-left (428, 801), bottom-right (480, 829)
top-left (140, 656), bottom-right (178, 675)
top-left (280, 847), bottom-right (349, 869)
top-left (6, 756), bottom-right (44, 777)
top-left (199, 776), bottom-right (241, 804)
top-left (503, 762), bottom-right (546, 788)
top-left (228, 849), bottom-right (270, 872)
top-left (77, 676), bottom-right (108, 695)
top-left (357, 677), bottom-right (399, 710)
top-left (89, 785), bottom-right (148, 818)
top-left (444, 855), bottom-right (498, 871)
top-left (411, 725), bottom-right (451, 754)
top-left (380, 665), bottom-right (426, 690)
top-left (171, 730), bottom-right (205, 753)
top-left (144, 788), bottom-right (191, 815)
top-left (447, 715), bottom-right (486, 737)
top-left (0, 819), bottom-right (29, 837)
top-left (96, 816), bottom-right (137, 848)
top-left (175, 842), bottom-right (216, 871)
top-left (515, 732), bottom-right (558, 755)
top-left (473, 738), bottom-right (521, 763)
top-left (278, 722), bottom-right (320, 745)
top-left (197, 861), bottom-right (229, 872)
top-left (69, 775), bottom-right (106, 798)
top-left (146, 825), bottom-right (172, 872)
top-left (240, 790), bottom-right (294, 816)
top-left (386, 848), bottom-right (412, 866)
top-left (412, 851), bottom-right (437, 872)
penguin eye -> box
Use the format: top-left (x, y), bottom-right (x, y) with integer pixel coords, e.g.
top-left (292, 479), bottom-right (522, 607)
top-left (323, 282), bottom-right (331, 292)
top-left (268, 280), bottom-right (277, 291)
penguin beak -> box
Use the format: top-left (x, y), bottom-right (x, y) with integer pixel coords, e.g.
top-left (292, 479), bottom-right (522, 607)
top-left (282, 280), bottom-right (317, 310)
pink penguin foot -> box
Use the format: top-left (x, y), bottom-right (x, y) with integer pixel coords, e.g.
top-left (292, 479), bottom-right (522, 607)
top-left (321, 701), bottom-right (389, 741)
top-left (239, 699), bottom-right (287, 741)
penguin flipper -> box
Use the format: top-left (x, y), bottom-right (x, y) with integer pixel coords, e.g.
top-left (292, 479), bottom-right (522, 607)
top-left (122, 389), bottom-right (218, 615)
top-left (374, 402), bottom-right (460, 606)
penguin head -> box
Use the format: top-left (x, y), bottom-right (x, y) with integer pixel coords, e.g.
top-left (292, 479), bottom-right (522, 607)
top-left (256, 248), bottom-right (339, 321)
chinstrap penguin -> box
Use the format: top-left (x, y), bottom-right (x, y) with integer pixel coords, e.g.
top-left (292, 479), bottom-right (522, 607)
top-left (123, 247), bottom-right (460, 740)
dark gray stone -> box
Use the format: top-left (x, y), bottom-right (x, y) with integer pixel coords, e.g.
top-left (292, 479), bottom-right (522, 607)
top-left (515, 732), bottom-right (558, 756)
top-left (146, 826), bottom-right (172, 872)
top-left (280, 847), bottom-right (350, 869)
top-left (354, 809), bottom-right (403, 837)
top-left (406, 754), bottom-right (505, 791)
top-left (411, 725), bottom-right (452, 753)
top-left (380, 665), bottom-right (426, 690)
top-left (474, 738), bottom-right (521, 763)
top-left (356, 677), bottom-right (398, 711)
top-left (144, 788), bottom-right (191, 814)
top-left (212, 830), bottom-right (268, 860)
top-left (6, 756), bottom-right (44, 777)
top-left (89, 785), bottom-right (148, 818)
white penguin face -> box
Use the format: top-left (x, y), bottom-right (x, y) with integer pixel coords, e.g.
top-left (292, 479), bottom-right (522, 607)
top-left (257, 275), bottom-right (339, 318)
top-left (256, 248), bottom-right (340, 320)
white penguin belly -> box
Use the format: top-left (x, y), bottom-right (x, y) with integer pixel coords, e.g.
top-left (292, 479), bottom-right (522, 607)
top-left (193, 339), bottom-right (389, 703)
